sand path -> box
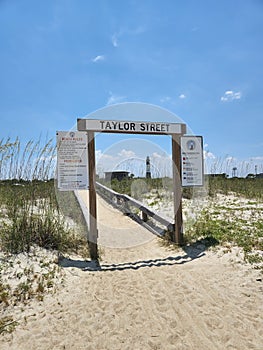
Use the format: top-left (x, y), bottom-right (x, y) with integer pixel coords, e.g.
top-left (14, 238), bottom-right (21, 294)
top-left (1, 191), bottom-right (262, 349)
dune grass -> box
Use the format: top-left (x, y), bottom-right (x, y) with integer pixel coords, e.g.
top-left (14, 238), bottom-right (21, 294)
top-left (208, 176), bottom-right (263, 199)
top-left (0, 137), bottom-right (262, 334)
top-left (0, 180), bottom-right (89, 255)
top-left (185, 206), bottom-right (263, 266)
top-left (0, 137), bottom-right (88, 255)
top-left (0, 138), bottom-right (90, 334)
top-left (184, 175), bottom-right (263, 268)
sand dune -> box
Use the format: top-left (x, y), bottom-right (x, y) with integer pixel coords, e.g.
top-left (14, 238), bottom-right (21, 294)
top-left (1, 192), bottom-right (262, 349)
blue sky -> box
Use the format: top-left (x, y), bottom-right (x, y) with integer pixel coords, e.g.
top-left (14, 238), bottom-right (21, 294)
top-left (0, 0), bottom-right (263, 176)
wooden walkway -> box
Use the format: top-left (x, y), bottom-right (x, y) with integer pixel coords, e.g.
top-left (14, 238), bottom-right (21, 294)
top-left (76, 190), bottom-right (155, 249)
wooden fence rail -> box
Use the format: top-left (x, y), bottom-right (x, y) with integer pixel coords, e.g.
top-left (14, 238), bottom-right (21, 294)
top-left (96, 182), bottom-right (174, 236)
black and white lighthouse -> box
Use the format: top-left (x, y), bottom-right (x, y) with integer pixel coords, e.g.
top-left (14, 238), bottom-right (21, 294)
top-left (146, 156), bottom-right (151, 179)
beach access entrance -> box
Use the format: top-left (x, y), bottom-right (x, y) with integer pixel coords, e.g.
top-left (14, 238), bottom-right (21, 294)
top-left (77, 118), bottom-right (189, 260)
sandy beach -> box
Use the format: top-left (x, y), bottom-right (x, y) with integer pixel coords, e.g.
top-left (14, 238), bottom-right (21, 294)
top-left (1, 193), bottom-right (262, 350)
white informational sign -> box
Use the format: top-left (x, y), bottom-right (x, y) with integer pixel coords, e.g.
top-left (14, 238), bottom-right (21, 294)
top-left (181, 136), bottom-right (204, 187)
top-left (56, 131), bottom-right (88, 191)
top-left (77, 118), bottom-right (186, 135)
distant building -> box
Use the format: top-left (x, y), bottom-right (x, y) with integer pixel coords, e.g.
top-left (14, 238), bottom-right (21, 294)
top-left (256, 173), bottom-right (263, 178)
top-left (207, 173), bottom-right (227, 179)
top-left (104, 171), bottom-right (129, 182)
top-left (146, 156), bottom-right (151, 179)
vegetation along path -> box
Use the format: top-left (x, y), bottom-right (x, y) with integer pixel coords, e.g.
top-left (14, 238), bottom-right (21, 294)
top-left (1, 191), bottom-right (262, 350)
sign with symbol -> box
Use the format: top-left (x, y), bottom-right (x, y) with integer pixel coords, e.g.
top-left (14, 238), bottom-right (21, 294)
top-left (181, 136), bottom-right (204, 187)
top-left (56, 131), bottom-right (88, 191)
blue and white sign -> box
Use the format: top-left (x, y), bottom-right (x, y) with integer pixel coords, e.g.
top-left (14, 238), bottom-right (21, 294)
top-left (181, 136), bottom-right (204, 187)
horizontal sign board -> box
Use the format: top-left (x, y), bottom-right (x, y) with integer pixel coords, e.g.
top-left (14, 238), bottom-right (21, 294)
top-left (77, 119), bottom-right (186, 135)
top-left (181, 136), bottom-right (204, 187)
top-left (56, 131), bottom-right (88, 191)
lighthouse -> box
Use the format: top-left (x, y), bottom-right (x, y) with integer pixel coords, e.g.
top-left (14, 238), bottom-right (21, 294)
top-left (146, 156), bottom-right (151, 179)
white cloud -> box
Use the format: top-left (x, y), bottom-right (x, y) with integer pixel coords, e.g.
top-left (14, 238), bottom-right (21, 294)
top-left (179, 94), bottom-right (186, 99)
top-left (221, 90), bottom-right (242, 102)
top-left (203, 143), bottom-right (216, 160)
top-left (160, 96), bottom-right (171, 103)
top-left (152, 152), bottom-right (162, 159)
top-left (96, 148), bottom-right (173, 178)
top-left (160, 94), bottom-right (186, 104)
top-left (150, 152), bottom-right (173, 177)
top-left (91, 55), bottom-right (105, 63)
top-left (96, 150), bottom-right (118, 176)
top-left (111, 33), bottom-right (119, 47)
top-left (110, 26), bottom-right (146, 47)
top-left (118, 149), bottom-right (136, 158)
top-left (96, 150), bottom-right (115, 162)
top-left (152, 152), bottom-right (171, 160)
top-left (203, 150), bottom-right (216, 160)
top-left (106, 92), bottom-right (126, 105)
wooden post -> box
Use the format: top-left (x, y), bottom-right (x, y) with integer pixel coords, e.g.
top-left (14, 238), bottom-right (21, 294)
top-left (87, 131), bottom-right (98, 260)
top-left (142, 211), bottom-right (148, 222)
top-left (172, 134), bottom-right (183, 245)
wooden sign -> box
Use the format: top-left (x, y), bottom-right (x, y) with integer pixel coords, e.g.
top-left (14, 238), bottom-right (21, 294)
top-left (77, 118), bottom-right (186, 135)
top-left (76, 116), bottom-right (192, 260)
